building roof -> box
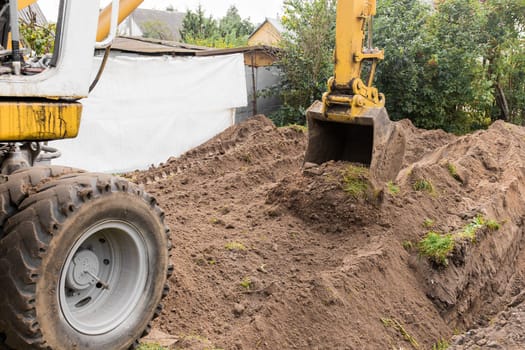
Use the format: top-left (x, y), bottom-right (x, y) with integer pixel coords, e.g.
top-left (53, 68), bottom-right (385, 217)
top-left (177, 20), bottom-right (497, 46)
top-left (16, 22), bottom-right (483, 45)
top-left (109, 36), bottom-right (281, 67)
top-left (248, 17), bottom-right (285, 40)
top-left (266, 18), bottom-right (285, 34)
top-left (111, 36), bottom-right (209, 55)
top-left (130, 8), bottom-right (186, 41)
top-left (19, 3), bottom-right (47, 26)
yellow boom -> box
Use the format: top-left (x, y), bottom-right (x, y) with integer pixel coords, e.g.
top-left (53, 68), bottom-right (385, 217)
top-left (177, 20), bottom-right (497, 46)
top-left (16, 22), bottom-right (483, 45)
top-left (304, 0), bottom-right (406, 185)
top-left (97, 0), bottom-right (144, 42)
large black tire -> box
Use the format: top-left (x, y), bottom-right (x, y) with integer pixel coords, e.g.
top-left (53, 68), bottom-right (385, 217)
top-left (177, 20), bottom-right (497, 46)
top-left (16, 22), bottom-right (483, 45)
top-left (0, 171), bottom-right (172, 349)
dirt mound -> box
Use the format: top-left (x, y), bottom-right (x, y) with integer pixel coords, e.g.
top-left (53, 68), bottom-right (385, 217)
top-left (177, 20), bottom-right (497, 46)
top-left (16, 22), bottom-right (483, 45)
top-left (132, 116), bottom-right (525, 349)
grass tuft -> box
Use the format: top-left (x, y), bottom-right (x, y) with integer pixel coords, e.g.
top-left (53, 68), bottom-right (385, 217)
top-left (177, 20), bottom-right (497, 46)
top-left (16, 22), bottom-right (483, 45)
top-left (486, 219), bottom-right (501, 231)
top-left (458, 215), bottom-right (485, 242)
top-left (342, 165), bottom-right (369, 198)
top-left (447, 163), bottom-right (461, 182)
top-left (432, 339), bottom-right (450, 350)
top-left (380, 318), bottom-right (419, 348)
top-left (418, 231), bottom-right (454, 266)
top-left (387, 181), bottom-right (400, 195)
top-left (240, 277), bottom-right (252, 289)
top-left (423, 218), bottom-right (435, 228)
top-left (418, 215), bottom-right (502, 267)
top-left (413, 179), bottom-right (434, 193)
top-left (402, 241), bottom-right (414, 251)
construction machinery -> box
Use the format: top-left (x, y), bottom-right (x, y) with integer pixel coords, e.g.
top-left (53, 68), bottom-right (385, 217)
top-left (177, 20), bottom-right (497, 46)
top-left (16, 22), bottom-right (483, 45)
top-left (304, 0), bottom-right (406, 184)
top-left (0, 0), bottom-right (171, 349)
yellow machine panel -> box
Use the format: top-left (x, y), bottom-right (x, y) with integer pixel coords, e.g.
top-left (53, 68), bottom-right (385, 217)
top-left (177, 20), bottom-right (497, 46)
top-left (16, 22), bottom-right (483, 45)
top-left (0, 102), bottom-right (82, 141)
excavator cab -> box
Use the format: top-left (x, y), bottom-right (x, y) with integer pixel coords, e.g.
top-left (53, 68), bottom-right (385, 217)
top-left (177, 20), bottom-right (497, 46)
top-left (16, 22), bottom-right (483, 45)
top-left (304, 0), bottom-right (405, 184)
top-left (0, 2), bottom-right (172, 350)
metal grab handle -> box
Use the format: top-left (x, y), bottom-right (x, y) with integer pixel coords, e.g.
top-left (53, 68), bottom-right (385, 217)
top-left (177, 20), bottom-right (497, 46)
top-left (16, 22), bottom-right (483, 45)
top-left (95, 0), bottom-right (119, 49)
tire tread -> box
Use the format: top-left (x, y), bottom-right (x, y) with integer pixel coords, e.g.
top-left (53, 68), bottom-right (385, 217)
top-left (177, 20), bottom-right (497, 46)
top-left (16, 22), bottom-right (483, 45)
top-left (0, 169), bottom-right (171, 350)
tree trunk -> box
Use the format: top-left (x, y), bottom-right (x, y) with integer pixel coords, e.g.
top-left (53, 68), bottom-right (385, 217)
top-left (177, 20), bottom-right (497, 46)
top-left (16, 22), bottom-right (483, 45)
top-left (495, 83), bottom-right (510, 121)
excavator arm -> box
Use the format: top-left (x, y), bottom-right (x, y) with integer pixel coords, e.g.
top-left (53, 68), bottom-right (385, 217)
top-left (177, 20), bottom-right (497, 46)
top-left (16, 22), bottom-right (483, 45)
top-left (304, 0), bottom-right (406, 184)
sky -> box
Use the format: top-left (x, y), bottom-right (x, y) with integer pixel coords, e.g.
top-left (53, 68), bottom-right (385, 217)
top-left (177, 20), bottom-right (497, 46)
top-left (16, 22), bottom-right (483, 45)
top-left (38, 0), bottom-right (284, 24)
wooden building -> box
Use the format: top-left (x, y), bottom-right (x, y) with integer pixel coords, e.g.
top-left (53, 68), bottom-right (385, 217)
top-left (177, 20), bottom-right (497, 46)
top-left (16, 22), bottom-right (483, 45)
top-left (248, 18), bottom-right (284, 47)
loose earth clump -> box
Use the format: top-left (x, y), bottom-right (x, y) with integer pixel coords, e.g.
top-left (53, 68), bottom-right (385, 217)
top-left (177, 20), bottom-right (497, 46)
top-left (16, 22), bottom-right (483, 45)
top-left (131, 115), bottom-right (525, 349)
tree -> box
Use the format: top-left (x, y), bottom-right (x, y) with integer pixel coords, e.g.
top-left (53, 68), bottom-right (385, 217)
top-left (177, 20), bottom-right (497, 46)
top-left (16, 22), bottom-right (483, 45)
top-left (271, 0), bottom-right (336, 126)
top-left (180, 5), bottom-right (254, 48)
top-left (482, 0), bottom-right (525, 124)
top-left (422, 0), bottom-right (492, 133)
top-left (374, 0), bottom-right (432, 122)
top-left (179, 5), bottom-right (218, 43)
top-left (271, 0), bottom-right (525, 131)
top-left (219, 6), bottom-right (254, 38)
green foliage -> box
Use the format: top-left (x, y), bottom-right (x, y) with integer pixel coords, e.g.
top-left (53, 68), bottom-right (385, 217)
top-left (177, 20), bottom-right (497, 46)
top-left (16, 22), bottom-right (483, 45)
top-left (458, 215), bottom-right (486, 241)
top-left (486, 219), bottom-right (501, 231)
top-left (447, 163), bottom-right (461, 182)
top-left (19, 20), bottom-right (56, 56)
top-left (413, 179), bottom-right (434, 193)
top-left (342, 165), bottom-right (369, 198)
top-left (387, 181), bottom-right (400, 195)
top-left (270, 0), bottom-right (336, 126)
top-left (218, 6), bottom-right (254, 39)
top-left (180, 5), bottom-right (254, 48)
top-left (418, 231), bottom-right (455, 266)
top-left (457, 215), bottom-right (501, 240)
top-left (142, 20), bottom-right (174, 40)
top-left (268, 0), bottom-right (525, 129)
top-left (375, 0), bottom-right (525, 132)
top-left (419, 216), bottom-right (501, 266)
top-left (402, 240), bottom-right (414, 251)
top-left (483, 0), bottom-right (525, 124)
top-left (240, 277), bottom-right (252, 289)
top-left (380, 318), bottom-right (420, 348)
top-left (374, 0), bottom-right (433, 123)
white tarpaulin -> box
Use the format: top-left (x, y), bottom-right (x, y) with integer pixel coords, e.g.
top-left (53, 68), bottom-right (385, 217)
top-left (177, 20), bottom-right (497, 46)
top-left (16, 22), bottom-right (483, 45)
top-left (52, 53), bottom-right (247, 172)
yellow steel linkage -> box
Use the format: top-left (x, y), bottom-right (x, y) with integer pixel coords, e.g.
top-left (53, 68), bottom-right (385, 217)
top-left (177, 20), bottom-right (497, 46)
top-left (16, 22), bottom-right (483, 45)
top-left (323, 0), bottom-right (385, 120)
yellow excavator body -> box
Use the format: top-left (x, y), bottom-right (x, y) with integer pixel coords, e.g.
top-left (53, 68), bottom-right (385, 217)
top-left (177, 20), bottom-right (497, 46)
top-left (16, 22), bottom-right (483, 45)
top-left (304, 0), bottom-right (405, 184)
top-left (0, 0), bottom-right (144, 142)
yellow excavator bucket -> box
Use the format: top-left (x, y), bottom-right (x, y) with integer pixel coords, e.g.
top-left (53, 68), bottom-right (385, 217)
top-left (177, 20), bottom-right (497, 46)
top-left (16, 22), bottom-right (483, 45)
top-left (304, 0), bottom-right (405, 184)
top-left (305, 102), bottom-right (405, 184)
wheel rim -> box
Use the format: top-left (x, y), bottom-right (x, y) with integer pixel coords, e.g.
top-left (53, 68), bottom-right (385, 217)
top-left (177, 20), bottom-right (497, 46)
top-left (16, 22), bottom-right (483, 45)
top-left (59, 220), bottom-right (149, 335)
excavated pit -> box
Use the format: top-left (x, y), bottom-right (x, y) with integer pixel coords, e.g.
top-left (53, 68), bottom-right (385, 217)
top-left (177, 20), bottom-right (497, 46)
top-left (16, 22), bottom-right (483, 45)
top-left (129, 115), bottom-right (525, 349)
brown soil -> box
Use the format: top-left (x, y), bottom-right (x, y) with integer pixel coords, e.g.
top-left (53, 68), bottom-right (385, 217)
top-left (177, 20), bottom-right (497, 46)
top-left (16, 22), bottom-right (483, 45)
top-left (130, 115), bottom-right (525, 350)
